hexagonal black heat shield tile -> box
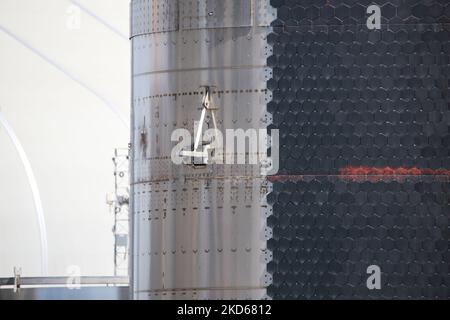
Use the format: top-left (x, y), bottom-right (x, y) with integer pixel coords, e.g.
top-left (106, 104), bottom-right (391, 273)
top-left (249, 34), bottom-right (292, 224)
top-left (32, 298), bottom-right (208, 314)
top-left (267, 0), bottom-right (450, 299)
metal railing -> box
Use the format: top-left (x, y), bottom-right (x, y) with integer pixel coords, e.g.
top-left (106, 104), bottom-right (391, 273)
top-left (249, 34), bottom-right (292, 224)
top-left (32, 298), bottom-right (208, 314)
top-left (0, 276), bottom-right (129, 289)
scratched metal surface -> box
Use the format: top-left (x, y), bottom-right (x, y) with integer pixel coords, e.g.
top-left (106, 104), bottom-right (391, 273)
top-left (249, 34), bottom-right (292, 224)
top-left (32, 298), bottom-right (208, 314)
top-left (130, 0), bottom-right (275, 300)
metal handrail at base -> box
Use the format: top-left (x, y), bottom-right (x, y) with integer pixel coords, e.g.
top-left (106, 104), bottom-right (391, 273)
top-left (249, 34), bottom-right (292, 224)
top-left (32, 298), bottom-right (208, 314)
top-left (0, 276), bottom-right (128, 288)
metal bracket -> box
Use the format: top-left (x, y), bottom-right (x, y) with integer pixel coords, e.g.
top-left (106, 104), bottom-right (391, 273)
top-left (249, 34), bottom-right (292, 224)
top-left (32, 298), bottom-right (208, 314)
top-left (13, 267), bottom-right (21, 293)
top-left (181, 86), bottom-right (220, 167)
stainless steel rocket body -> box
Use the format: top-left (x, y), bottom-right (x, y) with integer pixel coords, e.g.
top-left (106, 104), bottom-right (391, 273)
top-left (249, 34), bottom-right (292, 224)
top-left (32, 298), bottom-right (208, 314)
top-left (130, 0), bottom-right (275, 300)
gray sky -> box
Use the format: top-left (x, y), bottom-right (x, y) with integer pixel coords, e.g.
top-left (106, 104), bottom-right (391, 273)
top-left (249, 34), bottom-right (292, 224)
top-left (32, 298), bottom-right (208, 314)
top-left (0, 0), bottom-right (130, 277)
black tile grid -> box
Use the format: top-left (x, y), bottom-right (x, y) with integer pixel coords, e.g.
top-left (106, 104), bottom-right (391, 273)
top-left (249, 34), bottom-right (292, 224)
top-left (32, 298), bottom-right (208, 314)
top-left (267, 0), bottom-right (450, 299)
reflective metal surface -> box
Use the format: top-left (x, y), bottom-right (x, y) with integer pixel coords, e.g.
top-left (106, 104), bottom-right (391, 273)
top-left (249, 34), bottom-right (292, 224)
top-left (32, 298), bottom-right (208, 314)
top-left (130, 0), bottom-right (275, 300)
top-left (0, 287), bottom-right (128, 300)
top-left (0, 276), bottom-right (128, 287)
top-left (0, 276), bottom-right (129, 300)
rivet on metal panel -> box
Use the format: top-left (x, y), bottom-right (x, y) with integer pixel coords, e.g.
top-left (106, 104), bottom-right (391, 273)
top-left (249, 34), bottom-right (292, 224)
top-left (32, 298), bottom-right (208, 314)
top-left (263, 272), bottom-right (273, 286)
top-left (264, 227), bottom-right (273, 241)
